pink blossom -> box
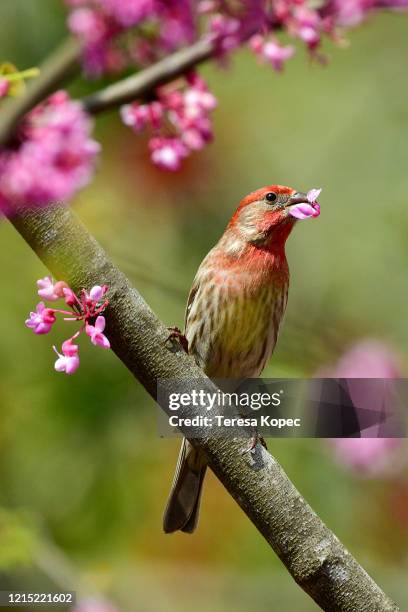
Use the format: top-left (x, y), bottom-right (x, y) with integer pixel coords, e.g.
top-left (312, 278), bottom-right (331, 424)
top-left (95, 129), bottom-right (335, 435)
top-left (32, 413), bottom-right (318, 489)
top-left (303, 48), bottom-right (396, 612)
top-left (68, 7), bottom-right (107, 41)
top-left (0, 91), bottom-right (100, 211)
top-left (100, 0), bottom-right (155, 27)
top-left (0, 79), bottom-right (10, 99)
top-left (25, 302), bottom-right (56, 334)
top-left (63, 287), bottom-right (77, 306)
top-left (121, 74), bottom-right (216, 170)
top-left (328, 340), bottom-right (403, 379)
top-left (120, 101), bottom-right (163, 132)
top-left (331, 437), bottom-right (402, 476)
top-left (37, 276), bottom-right (68, 301)
top-left (89, 285), bottom-right (108, 302)
top-left (61, 337), bottom-right (80, 357)
top-left (250, 35), bottom-right (295, 72)
top-left (307, 188), bottom-right (322, 203)
top-left (208, 13), bottom-right (242, 54)
top-left (53, 339), bottom-right (80, 375)
top-left (149, 137), bottom-right (189, 171)
top-left (288, 202), bottom-right (320, 220)
top-left (324, 340), bottom-right (406, 476)
top-left (86, 316), bottom-right (111, 348)
top-left (65, 0), bottom-right (195, 75)
top-left (291, 6), bottom-right (321, 50)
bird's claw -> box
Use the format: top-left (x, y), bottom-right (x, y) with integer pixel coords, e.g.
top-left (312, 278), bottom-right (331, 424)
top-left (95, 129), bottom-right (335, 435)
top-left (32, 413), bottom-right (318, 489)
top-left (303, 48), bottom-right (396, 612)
top-left (241, 432), bottom-right (267, 455)
top-left (165, 326), bottom-right (189, 353)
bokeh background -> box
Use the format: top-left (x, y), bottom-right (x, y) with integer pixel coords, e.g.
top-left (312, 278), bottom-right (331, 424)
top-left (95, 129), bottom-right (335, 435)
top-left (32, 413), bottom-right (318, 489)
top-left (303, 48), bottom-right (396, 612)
top-left (1, 2), bottom-right (408, 610)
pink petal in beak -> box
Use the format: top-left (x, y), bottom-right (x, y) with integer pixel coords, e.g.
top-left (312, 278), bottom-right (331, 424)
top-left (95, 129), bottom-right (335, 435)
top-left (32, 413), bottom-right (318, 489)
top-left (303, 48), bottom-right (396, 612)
top-left (288, 202), bottom-right (320, 220)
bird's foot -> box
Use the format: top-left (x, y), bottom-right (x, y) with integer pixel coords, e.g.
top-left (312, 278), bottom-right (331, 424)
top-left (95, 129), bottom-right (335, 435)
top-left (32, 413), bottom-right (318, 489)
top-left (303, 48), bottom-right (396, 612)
top-left (241, 431), bottom-right (268, 455)
top-left (166, 326), bottom-right (189, 353)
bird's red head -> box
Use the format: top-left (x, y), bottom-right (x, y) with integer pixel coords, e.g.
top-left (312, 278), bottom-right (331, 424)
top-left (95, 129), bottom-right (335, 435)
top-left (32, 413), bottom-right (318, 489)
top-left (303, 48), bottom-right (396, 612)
top-left (228, 184), bottom-right (320, 249)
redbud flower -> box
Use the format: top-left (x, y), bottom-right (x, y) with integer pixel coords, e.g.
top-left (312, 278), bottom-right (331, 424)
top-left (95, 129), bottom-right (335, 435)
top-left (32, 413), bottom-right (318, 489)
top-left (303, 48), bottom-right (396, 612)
top-left (37, 276), bottom-right (68, 301)
top-left (25, 302), bottom-right (56, 335)
top-left (89, 285), bottom-right (108, 301)
top-left (149, 137), bottom-right (189, 171)
top-left (63, 287), bottom-right (77, 306)
top-left (86, 316), bottom-right (111, 348)
top-left (250, 35), bottom-right (295, 72)
top-left (68, 7), bottom-right (106, 41)
top-left (208, 13), bottom-right (242, 54)
top-left (100, 0), bottom-right (155, 28)
top-left (53, 339), bottom-right (80, 375)
top-left (120, 101), bottom-right (163, 132)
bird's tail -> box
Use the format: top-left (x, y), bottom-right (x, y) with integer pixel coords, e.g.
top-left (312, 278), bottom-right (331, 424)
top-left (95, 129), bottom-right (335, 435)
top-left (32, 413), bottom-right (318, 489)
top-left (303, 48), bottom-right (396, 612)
top-left (163, 438), bottom-right (207, 534)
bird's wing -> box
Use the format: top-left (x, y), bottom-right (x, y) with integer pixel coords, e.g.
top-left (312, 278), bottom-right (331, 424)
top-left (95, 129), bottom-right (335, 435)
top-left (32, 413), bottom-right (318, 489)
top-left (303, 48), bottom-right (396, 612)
top-left (184, 278), bottom-right (200, 333)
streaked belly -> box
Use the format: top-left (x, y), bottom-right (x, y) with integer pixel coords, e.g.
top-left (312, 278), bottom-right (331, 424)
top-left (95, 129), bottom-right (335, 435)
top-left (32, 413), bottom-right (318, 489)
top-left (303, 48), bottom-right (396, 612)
top-left (186, 280), bottom-right (288, 379)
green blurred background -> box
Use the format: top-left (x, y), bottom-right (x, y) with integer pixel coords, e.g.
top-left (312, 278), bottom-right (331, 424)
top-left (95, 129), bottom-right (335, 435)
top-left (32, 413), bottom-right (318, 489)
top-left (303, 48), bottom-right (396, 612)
top-left (1, 2), bottom-right (408, 610)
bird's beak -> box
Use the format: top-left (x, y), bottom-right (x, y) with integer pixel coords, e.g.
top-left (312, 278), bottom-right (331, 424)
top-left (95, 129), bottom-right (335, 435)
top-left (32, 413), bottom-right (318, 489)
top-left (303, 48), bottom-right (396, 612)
top-left (286, 192), bottom-right (309, 207)
top-left (285, 191), bottom-right (321, 220)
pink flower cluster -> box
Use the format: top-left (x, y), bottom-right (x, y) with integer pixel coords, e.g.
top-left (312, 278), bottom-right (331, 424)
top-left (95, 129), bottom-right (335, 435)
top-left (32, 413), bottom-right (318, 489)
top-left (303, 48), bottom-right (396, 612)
top-left (66, 0), bottom-right (408, 77)
top-left (25, 277), bottom-right (110, 375)
top-left (65, 0), bottom-right (196, 76)
top-left (0, 91), bottom-right (99, 214)
top-left (120, 73), bottom-right (217, 170)
top-left (64, 1), bottom-right (408, 171)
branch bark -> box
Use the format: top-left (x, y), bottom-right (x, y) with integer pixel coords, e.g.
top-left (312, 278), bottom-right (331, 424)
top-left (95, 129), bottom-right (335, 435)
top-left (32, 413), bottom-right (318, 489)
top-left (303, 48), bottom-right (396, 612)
top-left (8, 204), bottom-right (399, 612)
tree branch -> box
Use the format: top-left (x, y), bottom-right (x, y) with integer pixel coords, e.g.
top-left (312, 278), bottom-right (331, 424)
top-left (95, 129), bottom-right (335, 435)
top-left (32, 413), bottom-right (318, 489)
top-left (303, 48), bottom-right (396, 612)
top-left (82, 37), bottom-right (215, 114)
top-left (7, 204), bottom-right (399, 612)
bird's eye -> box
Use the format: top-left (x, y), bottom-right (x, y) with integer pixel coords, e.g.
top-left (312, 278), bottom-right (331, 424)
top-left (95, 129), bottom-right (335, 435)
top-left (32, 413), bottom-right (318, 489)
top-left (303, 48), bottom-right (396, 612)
top-left (265, 192), bottom-right (277, 203)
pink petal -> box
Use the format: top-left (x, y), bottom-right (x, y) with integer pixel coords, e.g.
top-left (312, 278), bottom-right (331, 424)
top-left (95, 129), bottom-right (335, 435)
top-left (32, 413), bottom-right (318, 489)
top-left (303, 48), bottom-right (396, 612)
top-left (35, 322), bottom-right (52, 334)
top-left (307, 188), bottom-right (322, 203)
top-left (288, 203), bottom-right (318, 220)
top-left (94, 315), bottom-right (106, 332)
top-left (54, 356), bottom-right (67, 372)
top-left (62, 338), bottom-right (79, 357)
top-left (98, 333), bottom-right (110, 349)
top-left (63, 287), bottom-right (76, 306)
top-left (85, 323), bottom-right (95, 338)
top-left (90, 285), bottom-right (104, 301)
top-left (65, 355), bottom-right (80, 374)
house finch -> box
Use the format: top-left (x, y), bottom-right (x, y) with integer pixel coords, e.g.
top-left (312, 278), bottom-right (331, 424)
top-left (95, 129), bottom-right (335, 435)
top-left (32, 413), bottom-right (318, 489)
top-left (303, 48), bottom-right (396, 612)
top-left (163, 184), bottom-right (321, 533)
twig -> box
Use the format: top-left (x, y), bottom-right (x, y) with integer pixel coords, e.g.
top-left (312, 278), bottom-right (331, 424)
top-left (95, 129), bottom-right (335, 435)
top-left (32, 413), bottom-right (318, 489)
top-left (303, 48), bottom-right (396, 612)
top-left (82, 37), bottom-right (215, 114)
top-left (7, 203), bottom-right (399, 612)
top-left (0, 37), bottom-right (81, 147)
